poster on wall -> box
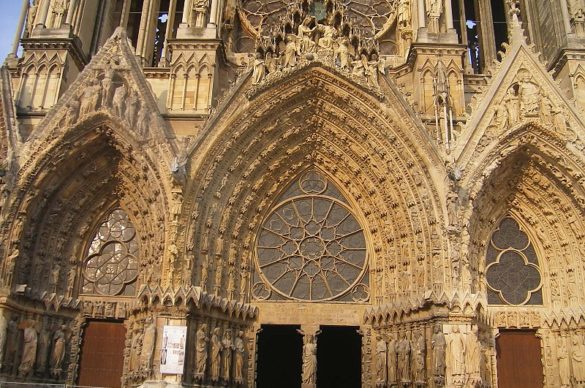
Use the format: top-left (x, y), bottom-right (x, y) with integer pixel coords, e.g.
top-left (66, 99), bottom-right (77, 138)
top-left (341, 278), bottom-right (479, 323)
top-left (160, 325), bottom-right (187, 374)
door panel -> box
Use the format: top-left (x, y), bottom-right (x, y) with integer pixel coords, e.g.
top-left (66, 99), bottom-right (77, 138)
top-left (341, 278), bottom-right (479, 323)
top-left (78, 321), bottom-right (126, 388)
top-left (496, 330), bottom-right (543, 388)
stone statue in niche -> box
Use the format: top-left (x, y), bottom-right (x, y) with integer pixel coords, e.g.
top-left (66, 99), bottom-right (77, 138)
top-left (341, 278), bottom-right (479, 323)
top-left (448, 326), bottom-right (466, 386)
top-left (397, 333), bottom-right (411, 383)
top-left (558, 337), bottom-right (570, 387)
top-left (234, 330), bottom-right (245, 384)
top-left (302, 334), bottom-right (318, 384)
top-left (37, 322), bottom-right (51, 375)
top-left (50, 325), bottom-right (67, 378)
top-left (387, 332), bottom-right (397, 385)
top-left (67, 268), bottom-right (76, 297)
top-left (446, 190), bottom-right (459, 228)
top-left (18, 320), bottom-right (38, 377)
top-left (26, 0), bottom-right (38, 35)
top-left (571, 334), bottom-right (585, 384)
top-left (141, 317), bottom-right (156, 374)
top-left (414, 331), bottom-right (426, 383)
top-left (101, 68), bottom-right (115, 107)
top-left (425, 0), bottom-right (443, 33)
top-left (210, 327), bottom-right (222, 382)
top-left (194, 324), bottom-right (208, 380)
top-left (49, 263), bottom-right (60, 293)
top-left (431, 325), bottom-right (446, 386)
top-left (222, 328), bottom-right (234, 381)
top-left (129, 328), bottom-right (143, 372)
top-left (375, 335), bottom-right (387, 386)
top-left (125, 89), bottom-right (139, 126)
top-left (49, 0), bottom-right (67, 28)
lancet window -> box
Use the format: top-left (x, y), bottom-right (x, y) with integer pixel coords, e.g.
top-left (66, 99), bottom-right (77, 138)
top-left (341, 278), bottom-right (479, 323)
top-left (81, 208), bottom-right (140, 296)
top-left (253, 170), bottom-right (369, 302)
top-left (485, 217), bottom-right (543, 305)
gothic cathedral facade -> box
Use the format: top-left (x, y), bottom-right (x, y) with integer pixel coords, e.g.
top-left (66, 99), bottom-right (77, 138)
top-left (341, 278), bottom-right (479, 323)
top-left (0, 0), bottom-right (585, 387)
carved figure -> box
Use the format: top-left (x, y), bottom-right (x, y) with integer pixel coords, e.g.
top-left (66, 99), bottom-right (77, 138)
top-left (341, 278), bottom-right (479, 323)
top-left (302, 334), bottom-right (317, 384)
top-left (18, 322), bottom-right (38, 377)
top-left (49, 263), bottom-right (60, 292)
top-left (333, 37), bottom-right (350, 69)
top-left (26, 1), bottom-right (38, 35)
top-left (195, 324), bottom-right (208, 380)
top-left (222, 329), bottom-right (234, 381)
top-left (234, 330), bottom-right (245, 384)
top-left (448, 326), bottom-right (465, 382)
top-left (297, 16), bottom-right (316, 54)
top-left (192, 0), bottom-right (210, 27)
top-left (375, 336), bottom-right (387, 385)
top-left (387, 333), bottom-right (398, 384)
top-left (125, 89), bottom-right (139, 126)
top-left (101, 68), bottom-right (115, 107)
top-left (431, 325), bottom-right (446, 382)
top-left (317, 22), bottom-right (337, 49)
top-left (571, 334), bottom-right (585, 383)
top-left (503, 86), bottom-right (519, 123)
top-left (4, 316), bottom-right (18, 370)
top-left (366, 53), bottom-right (385, 88)
top-left (414, 331), bottom-right (426, 382)
top-left (518, 70), bottom-right (541, 117)
top-left (141, 317), bottom-right (156, 373)
top-left (50, 325), bottom-right (66, 377)
top-left (112, 84), bottom-right (128, 118)
top-left (397, 334), bottom-right (411, 382)
top-left (425, 0), bottom-right (443, 32)
top-left (283, 35), bottom-right (297, 68)
top-left (210, 327), bottom-right (222, 382)
top-left (67, 268), bottom-right (76, 296)
top-left (0, 312), bottom-right (7, 369)
top-left (398, 0), bottom-right (412, 27)
top-left (49, 0), bottom-right (67, 28)
top-left (266, 52), bottom-right (278, 74)
top-left (352, 54), bottom-right (368, 77)
top-left (63, 99), bottom-right (80, 127)
top-left (79, 80), bottom-right (101, 116)
top-left (559, 338), bottom-right (570, 387)
top-left (465, 326), bottom-right (480, 385)
top-left (252, 52), bottom-right (266, 84)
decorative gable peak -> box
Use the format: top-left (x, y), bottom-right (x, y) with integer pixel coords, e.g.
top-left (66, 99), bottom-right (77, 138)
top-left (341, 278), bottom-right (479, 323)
top-left (28, 27), bottom-right (173, 146)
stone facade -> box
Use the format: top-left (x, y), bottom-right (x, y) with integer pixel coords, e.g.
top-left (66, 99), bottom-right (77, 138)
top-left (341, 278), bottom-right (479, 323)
top-left (0, 0), bottom-right (584, 387)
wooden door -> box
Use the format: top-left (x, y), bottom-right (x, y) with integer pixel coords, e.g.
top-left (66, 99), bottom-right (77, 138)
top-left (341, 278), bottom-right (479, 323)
top-left (496, 330), bottom-right (543, 388)
top-left (78, 321), bottom-right (126, 388)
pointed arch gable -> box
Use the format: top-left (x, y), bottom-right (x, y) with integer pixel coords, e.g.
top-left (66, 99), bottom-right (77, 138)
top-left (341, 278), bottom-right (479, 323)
top-left (180, 65), bottom-right (450, 304)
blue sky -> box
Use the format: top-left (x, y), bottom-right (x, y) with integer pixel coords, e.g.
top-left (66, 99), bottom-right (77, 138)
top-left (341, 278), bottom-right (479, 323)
top-left (0, 1), bottom-right (26, 61)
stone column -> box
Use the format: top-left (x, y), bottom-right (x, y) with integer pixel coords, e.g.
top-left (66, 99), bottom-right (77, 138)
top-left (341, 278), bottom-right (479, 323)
top-left (65, 0), bottom-right (78, 25)
top-left (135, 0), bottom-right (152, 58)
top-left (418, 0), bottom-right (426, 27)
top-left (208, 0), bottom-right (219, 27)
top-left (7, 0), bottom-right (28, 62)
top-left (36, 0), bottom-right (52, 29)
top-left (159, 0), bottom-right (177, 66)
top-left (181, 0), bottom-right (191, 24)
top-left (444, 0), bottom-right (454, 29)
top-left (560, 0), bottom-right (572, 34)
top-left (119, 0), bottom-right (132, 27)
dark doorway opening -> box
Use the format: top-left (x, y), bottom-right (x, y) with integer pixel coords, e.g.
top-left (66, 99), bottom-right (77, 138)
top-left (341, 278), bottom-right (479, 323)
top-left (317, 326), bottom-right (361, 388)
top-left (77, 320), bottom-right (126, 388)
top-left (496, 330), bottom-right (544, 388)
top-left (256, 324), bottom-right (303, 388)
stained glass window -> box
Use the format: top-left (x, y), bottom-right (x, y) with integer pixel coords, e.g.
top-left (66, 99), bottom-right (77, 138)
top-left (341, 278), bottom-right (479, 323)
top-left (253, 170), bottom-right (369, 301)
top-left (82, 209), bottom-right (139, 296)
top-left (485, 217), bottom-right (542, 305)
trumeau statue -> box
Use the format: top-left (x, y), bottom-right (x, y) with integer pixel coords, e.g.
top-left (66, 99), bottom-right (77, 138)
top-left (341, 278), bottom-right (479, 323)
top-left (302, 334), bottom-right (317, 384)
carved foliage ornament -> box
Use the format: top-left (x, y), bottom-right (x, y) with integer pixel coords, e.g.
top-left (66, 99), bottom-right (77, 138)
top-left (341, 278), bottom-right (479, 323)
top-left (82, 208), bottom-right (139, 296)
top-left (254, 170), bottom-right (369, 301)
top-left (485, 217), bottom-right (542, 305)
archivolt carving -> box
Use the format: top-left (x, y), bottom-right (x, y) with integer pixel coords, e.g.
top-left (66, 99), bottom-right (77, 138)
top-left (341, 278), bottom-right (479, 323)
top-left (182, 66), bottom-right (446, 306)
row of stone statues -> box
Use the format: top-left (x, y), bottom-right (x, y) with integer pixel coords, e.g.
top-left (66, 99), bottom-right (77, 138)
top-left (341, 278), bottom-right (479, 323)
top-left (0, 313), bottom-right (69, 379)
top-left (253, 14), bottom-right (386, 90)
top-left (61, 68), bottom-right (153, 138)
top-left (374, 325), bottom-right (484, 388)
top-left (194, 324), bottom-right (246, 384)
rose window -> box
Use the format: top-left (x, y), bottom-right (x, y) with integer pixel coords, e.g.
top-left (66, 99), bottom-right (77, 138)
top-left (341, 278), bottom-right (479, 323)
top-left (485, 217), bottom-right (542, 305)
top-left (82, 209), bottom-right (139, 296)
top-left (254, 170), bottom-right (369, 301)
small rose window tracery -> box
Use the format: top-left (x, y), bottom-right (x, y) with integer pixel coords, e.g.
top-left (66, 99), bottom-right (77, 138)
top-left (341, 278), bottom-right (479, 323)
top-left (253, 170), bottom-right (369, 302)
top-left (485, 217), bottom-right (543, 305)
top-left (82, 209), bottom-right (139, 296)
